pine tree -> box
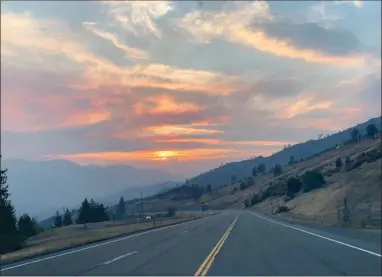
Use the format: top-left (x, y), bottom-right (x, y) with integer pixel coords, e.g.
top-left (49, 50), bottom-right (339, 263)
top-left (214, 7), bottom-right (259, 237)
top-left (53, 211), bottom-right (62, 228)
top-left (116, 197), bottom-right (126, 220)
top-left (77, 198), bottom-right (90, 227)
top-left (0, 159), bottom-right (22, 254)
top-left (257, 163), bottom-right (266, 174)
top-left (18, 213), bottom-right (37, 239)
top-left (63, 209), bottom-right (73, 226)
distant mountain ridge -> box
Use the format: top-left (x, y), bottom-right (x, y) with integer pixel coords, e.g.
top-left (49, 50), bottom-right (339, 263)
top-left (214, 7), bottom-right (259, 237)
top-left (189, 116), bottom-right (382, 189)
top-left (2, 159), bottom-right (183, 219)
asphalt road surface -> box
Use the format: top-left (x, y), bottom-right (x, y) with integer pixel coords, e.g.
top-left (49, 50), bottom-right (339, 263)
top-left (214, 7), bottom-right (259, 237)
top-left (1, 211), bottom-right (381, 276)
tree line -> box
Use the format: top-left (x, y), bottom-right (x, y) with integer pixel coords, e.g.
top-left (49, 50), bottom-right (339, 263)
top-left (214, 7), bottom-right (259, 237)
top-left (0, 156), bottom-right (42, 254)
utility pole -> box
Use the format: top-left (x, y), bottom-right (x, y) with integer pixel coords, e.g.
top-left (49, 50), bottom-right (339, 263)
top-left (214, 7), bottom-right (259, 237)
top-left (140, 191), bottom-right (144, 219)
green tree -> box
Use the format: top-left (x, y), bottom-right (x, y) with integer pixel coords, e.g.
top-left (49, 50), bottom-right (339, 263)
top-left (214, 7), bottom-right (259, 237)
top-left (252, 166), bottom-right (258, 177)
top-left (63, 209), bottom-right (73, 226)
top-left (250, 194), bottom-right (260, 206)
top-left (286, 177), bottom-right (302, 197)
top-left (0, 160), bottom-right (22, 254)
top-left (301, 171), bottom-right (326, 192)
top-left (206, 184), bottom-right (212, 193)
top-left (257, 164), bottom-right (266, 174)
top-left (53, 211), bottom-right (62, 228)
top-left (18, 213), bottom-right (37, 239)
top-left (116, 197), bottom-right (126, 220)
top-left (366, 123), bottom-right (378, 138)
top-left (77, 198), bottom-right (90, 227)
top-left (273, 164), bottom-right (282, 176)
top-left (239, 181), bottom-right (247, 190)
top-left (351, 128), bottom-right (360, 142)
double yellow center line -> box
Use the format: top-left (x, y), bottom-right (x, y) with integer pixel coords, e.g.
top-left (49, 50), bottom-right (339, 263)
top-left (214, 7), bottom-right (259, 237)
top-left (194, 215), bottom-right (239, 276)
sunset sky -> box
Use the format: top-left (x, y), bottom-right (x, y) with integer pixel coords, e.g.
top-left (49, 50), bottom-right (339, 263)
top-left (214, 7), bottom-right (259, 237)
top-left (1, 0), bottom-right (381, 177)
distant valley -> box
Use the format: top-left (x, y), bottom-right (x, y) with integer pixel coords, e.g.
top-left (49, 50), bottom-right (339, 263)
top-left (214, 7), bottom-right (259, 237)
top-left (2, 159), bottom-right (183, 220)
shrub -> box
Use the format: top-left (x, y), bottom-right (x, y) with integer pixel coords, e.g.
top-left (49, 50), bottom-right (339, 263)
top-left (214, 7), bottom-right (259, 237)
top-left (243, 198), bottom-right (251, 208)
top-left (239, 182), bottom-right (247, 190)
top-left (301, 170), bottom-right (325, 192)
top-left (275, 205), bottom-right (289, 213)
top-left (250, 194), bottom-right (260, 206)
top-left (366, 123), bottom-right (378, 138)
top-left (286, 177), bottom-right (302, 197)
top-left (335, 157), bottom-right (342, 169)
top-left (273, 164), bottom-right (282, 176)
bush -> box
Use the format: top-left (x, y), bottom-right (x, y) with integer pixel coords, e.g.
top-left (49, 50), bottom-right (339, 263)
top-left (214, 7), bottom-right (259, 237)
top-left (250, 194), bottom-right (260, 206)
top-left (275, 205), bottom-right (289, 214)
top-left (167, 207), bottom-right (176, 217)
top-left (273, 164), bottom-right (282, 176)
top-left (243, 198), bottom-right (251, 208)
top-left (366, 123), bottom-right (378, 138)
top-left (239, 182), bottom-right (247, 190)
top-left (301, 171), bottom-right (325, 192)
top-left (286, 177), bottom-right (302, 197)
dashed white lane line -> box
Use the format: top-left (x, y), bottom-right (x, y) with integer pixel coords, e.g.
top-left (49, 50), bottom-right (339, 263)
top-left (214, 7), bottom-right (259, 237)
top-left (102, 251), bottom-right (138, 265)
top-left (182, 230), bottom-right (189, 233)
top-left (250, 212), bottom-right (381, 258)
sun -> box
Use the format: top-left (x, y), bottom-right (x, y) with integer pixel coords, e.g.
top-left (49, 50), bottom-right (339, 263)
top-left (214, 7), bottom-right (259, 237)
top-left (155, 150), bottom-right (176, 161)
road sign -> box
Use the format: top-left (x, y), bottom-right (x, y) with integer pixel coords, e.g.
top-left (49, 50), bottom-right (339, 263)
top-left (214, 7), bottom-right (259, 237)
top-left (201, 201), bottom-right (208, 211)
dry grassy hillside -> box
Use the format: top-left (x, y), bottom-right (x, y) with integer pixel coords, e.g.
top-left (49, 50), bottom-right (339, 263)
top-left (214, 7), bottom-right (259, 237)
top-left (251, 138), bottom-right (381, 226)
top-left (141, 137), bottom-right (381, 227)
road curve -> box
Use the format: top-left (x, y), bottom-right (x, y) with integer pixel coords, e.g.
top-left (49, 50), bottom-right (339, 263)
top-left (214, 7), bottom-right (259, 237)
top-left (1, 211), bottom-right (381, 276)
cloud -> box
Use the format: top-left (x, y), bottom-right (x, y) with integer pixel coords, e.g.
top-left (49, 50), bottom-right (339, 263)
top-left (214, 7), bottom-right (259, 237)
top-left (257, 20), bottom-right (360, 56)
top-left (1, 11), bottom-right (244, 96)
top-left (153, 137), bottom-right (293, 147)
top-left (1, 1), bottom-right (380, 178)
top-left (143, 124), bottom-right (224, 136)
top-left (44, 148), bottom-right (242, 163)
top-left (133, 94), bottom-right (204, 116)
top-left (334, 1), bottom-right (364, 8)
top-left (0, 68), bottom-right (111, 132)
top-left (83, 22), bottom-right (150, 60)
top-left (102, 1), bottom-right (173, 38)
top-left (176, 1), bottom-right (370, 67)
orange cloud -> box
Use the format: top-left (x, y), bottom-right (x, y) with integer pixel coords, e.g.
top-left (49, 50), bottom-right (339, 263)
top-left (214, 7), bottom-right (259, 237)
top-left (233, 29), bottom-right (365, 67)
top-left (44, 148), bottom-right (244, 163)
top-left (281, 98), bottom-right (333, 119)
top-left (143, 124), bottom-right (224, 136)
top-left (153, 138), bottom-right (293, 147)
top-left (2, 11), bottom-right (245, 95)
top-left (134, 95), bottom-right (204, 116)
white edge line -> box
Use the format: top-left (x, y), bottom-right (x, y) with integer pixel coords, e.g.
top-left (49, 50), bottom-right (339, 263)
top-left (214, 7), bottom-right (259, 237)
top-left (250, 212), bottom-right (381, 258)
top-left (1, 215), bottom-right (216, 272)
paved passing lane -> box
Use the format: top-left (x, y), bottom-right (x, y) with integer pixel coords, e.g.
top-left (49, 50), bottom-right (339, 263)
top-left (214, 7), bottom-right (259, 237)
top-left (1, 211), bottom-right (381, 276)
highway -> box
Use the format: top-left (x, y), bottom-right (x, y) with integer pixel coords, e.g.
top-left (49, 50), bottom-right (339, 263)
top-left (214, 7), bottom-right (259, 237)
top-left (1, 211), bottom-right (381, 276)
